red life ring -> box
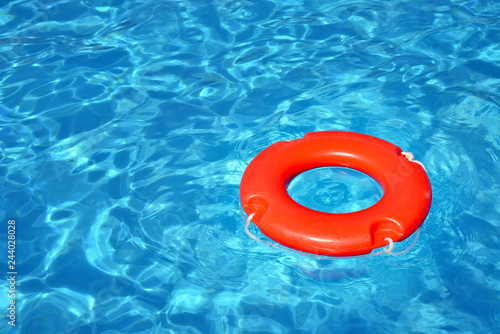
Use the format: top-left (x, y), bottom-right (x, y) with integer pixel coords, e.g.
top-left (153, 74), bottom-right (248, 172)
top-left (240, 131), bottom-right (432, 257)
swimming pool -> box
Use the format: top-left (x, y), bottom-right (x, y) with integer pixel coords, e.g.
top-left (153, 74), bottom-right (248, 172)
top-left (1, 0), bottom-right (499, 332)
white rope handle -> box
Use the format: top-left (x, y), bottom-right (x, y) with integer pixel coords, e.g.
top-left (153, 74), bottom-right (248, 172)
top-left (244, 212), bottom-right (306, 254)
top-left (384, 237), bottom-right (394, 253)
top-left (242, 210), bottom-right (422, 258)
top-left (402, 151), bottom-right (426, 171)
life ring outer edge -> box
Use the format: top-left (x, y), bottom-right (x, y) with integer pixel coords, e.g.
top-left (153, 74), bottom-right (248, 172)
top-left (240, 131), bottom-right (432, 257)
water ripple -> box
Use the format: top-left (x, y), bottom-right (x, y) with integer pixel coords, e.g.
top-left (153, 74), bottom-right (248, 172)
top-left (1, 0), bottom-right (500, 333)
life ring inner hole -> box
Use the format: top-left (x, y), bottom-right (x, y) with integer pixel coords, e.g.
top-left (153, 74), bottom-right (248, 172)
top-left (287, 167), bottom-right (383, 214)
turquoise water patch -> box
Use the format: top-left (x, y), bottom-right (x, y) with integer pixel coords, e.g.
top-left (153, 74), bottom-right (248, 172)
top-left (0, 0), bottom-right (500, 333)
top-left (288, 167), bottom-right (383, 213)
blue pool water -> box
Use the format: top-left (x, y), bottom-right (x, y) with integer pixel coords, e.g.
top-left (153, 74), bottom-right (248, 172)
top-left (1, 0), bottom-right (500, 332)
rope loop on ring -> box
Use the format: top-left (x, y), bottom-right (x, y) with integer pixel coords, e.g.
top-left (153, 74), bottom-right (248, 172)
top-left (402, 151), bottom-right (426, 171)
top-left (383, 237), bottom-right (394, 253)
top-left (242, 209), bottom-right (422, 259)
